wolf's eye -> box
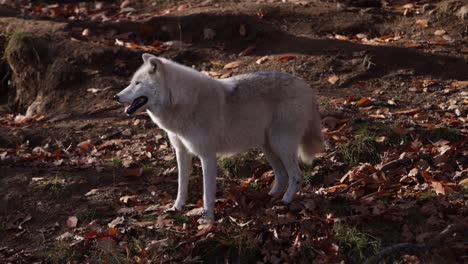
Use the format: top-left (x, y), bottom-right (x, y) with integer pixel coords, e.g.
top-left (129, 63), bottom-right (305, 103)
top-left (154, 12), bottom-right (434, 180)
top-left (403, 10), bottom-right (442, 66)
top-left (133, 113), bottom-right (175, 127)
top-left (135, 82), bottom-right (141, 85)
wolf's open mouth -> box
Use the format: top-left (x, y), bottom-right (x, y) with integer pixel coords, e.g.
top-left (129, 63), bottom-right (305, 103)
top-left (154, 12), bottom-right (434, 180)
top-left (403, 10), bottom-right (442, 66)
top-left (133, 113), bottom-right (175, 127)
top-left (125, 96), bottom-right (148, 115)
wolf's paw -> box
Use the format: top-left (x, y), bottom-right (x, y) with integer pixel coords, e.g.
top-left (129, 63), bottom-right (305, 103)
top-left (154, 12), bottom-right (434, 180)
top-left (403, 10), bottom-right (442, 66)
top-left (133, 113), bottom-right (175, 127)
top-left (197, 210), bottom-right (214, 224)
top-left (164, 205), bottom-right (181, 213)
top-left (268, 191), bottom-right (283, 201)
top-left (281, 192), bottom-right (297, 204)
top-left (268, 181), bottom-right (287, 195)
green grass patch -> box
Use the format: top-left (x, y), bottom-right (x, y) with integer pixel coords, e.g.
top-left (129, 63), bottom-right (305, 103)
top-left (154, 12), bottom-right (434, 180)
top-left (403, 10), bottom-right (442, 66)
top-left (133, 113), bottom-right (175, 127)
top-left (34, 242), bottom-right (80, 263)
top-left (419, 190), bottom-right (437, 200)
top-left (43, 176), bottom-right (66, 193)
top-left (218, 152), bottom-right (257, 178)
top-left (334, 224), bottom-right (381, 264)
top-left (192, 230), bottom-right (261, 264)
top-left (247, 182), bottom-right (260, 190)
top-left (338, 128), bottom-right (381, 165)
top-left (4, 30), bottom-right (32, 59)
top-left (109, 157), bottom-right (122, 168)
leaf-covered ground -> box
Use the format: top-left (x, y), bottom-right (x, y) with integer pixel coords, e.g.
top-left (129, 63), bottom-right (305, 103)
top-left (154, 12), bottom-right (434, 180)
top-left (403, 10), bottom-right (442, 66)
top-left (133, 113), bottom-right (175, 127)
top-left (0, 0), bottom-right (467, 263)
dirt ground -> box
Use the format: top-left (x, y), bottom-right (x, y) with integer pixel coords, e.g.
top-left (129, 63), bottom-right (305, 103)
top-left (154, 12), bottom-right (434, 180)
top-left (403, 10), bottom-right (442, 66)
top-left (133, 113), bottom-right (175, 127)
top-left (0, 0), bottom-right (467, 263)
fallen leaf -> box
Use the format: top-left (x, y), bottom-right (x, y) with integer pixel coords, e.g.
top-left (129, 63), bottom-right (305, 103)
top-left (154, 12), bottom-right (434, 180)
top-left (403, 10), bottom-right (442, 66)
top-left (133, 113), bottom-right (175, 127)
top-left (56, 232), bottom-right (73, 241)
top-left (108, 216), bottom-right (125, 228)
top-left (186, 207), bottom-right (205, 217)
top-left (278, 55), bottom-right (297, 62)
top-left (107, 227), bottom-right (118, 237)
top-left (120, 0), bottom-right (131, 9)
top-left (85, 189), bottom-right (99, 196)
top-left (196, 222), bottom-right (216, 237)
top-left (451, 80), bottom-right (468, 87)
top-left (434, 29), bottom-right (446, 36)
top-left (224, 61), bottom-right (243, 69)
top-left (404, 42), bottom-right (422, 48)
top-left (82, 28), bottom-right (91, 37)
top-left (334, 34), bottom-right (349, 41)
top-left (328, 75), bottom-right (339, 84)
top-left (431, 181), bottom-right (445, 195)
top-left (256, 56), bottom-right (269, 64)
top-left (238, 45), bottom-right (255, 57)
top-left (77, 140), bottom-right (94, 151)
top-left (394, 109), bottom-right (420, 115)
top-left (415, 19), bottom-right (428, 28)
top-left (355, 97), bottom-right (371, 107)
top-left (321, 116), bottom-right (350, 130)
top-left (66, 216), bottom-right (78, 228)
top-left (119, 195), bottom-right (137, 204)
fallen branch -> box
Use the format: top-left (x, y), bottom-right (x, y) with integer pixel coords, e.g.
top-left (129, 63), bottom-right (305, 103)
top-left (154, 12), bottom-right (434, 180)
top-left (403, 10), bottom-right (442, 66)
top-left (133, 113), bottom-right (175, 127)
top-left (364, 224), bottom-right (466, 264)
top-left (378, 157), bottom-right (412, 172)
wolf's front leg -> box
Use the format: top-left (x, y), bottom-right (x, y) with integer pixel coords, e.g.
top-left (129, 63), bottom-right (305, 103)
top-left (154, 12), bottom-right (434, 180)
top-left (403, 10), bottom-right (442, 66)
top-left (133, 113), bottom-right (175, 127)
top-left (199, 154), bottom-right (217, 223)
top-left (172, 149), bottom-right (192, 210)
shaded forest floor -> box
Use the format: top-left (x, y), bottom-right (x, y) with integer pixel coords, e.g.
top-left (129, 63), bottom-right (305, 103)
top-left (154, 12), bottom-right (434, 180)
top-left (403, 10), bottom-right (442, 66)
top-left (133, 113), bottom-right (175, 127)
top-left (0, 0), bottom-right (467, 263)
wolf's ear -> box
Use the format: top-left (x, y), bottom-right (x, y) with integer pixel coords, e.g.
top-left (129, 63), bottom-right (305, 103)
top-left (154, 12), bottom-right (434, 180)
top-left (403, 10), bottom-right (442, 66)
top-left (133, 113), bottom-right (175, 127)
top-left (142, 53), bottom-right (155, 63)
top-left (148, 57), bottom-right (163, 74)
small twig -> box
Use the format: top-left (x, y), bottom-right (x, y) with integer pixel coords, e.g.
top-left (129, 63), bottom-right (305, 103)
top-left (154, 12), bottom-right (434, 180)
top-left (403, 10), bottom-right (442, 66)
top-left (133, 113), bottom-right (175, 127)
top-left (378, 157), bottom-right (412, 172)
top-left (338, 179), bottom-right (364, 194)
top-left (364, 224), bottom-right (466, 264)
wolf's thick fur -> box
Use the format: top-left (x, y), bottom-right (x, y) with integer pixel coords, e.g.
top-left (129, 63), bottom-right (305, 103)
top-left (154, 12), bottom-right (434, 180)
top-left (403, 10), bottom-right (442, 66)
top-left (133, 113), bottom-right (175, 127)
top-left (116, 54), bottom-right (324, 222)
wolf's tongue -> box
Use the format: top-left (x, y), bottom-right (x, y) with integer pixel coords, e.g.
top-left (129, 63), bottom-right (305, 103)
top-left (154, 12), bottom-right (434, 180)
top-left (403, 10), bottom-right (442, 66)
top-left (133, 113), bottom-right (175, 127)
top-left (125, 96), bottom-right (148, 115)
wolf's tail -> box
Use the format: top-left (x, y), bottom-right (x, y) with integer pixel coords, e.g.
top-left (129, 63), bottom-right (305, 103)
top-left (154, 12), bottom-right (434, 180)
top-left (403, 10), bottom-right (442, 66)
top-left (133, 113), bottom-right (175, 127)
top-left (298, 107), bottom-right (324, 164)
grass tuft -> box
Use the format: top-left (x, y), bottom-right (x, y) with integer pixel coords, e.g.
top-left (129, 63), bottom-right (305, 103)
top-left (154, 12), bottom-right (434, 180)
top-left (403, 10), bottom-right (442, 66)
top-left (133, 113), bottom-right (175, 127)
top-left (34, 242), bottom-right (78, 263)
top-left (338, 128), bottom-right (381, 165)
top-left (334, 224), bottom-right (381, 264)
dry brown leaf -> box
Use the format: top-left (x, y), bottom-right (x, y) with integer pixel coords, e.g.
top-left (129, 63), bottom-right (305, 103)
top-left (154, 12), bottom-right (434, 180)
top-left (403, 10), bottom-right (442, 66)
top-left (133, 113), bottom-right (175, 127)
top-left (321, 116), bottom-right (350, 130)
top-left (196, 222), bottom-right (216, 237)
top-left (278, 55), bottom-right (297, 62)
top-left (355, 97), bottom-right (371, 107)
top-left (224, 61), bottom-right (243, 69)
top-left (120, 0), bottom-right (131, 9)
top-left (415, 19), bottom-right (428, 28)
top-left (238, 45), bottom-right (255, 57)
top-left (431, 181), bottom-right (445, 195)
top-left (334, 34), bottom-right (349, 41)
top-left (328, 75), bottom-right (339, 84)
top-left (394, 109), bottom-right (420, 115)
top-left (77, 140), bottom-right (94, 151)
top-left (404, 42), bottom-right (422, 48)
top-left (451, 80), bottom-right (468, 87)
top-left (82, 28), bottom-right (91, 37)
top-left (107, 227), bottom-right (118, 237)
top-left (256, 56), bottom-right (269, 64)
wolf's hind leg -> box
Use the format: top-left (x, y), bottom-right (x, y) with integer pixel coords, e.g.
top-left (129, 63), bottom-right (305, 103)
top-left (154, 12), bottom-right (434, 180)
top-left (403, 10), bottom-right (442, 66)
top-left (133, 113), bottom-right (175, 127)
top-left (262, 142), bottom-right (288, 195)
top-left (269, 134), bottom-right (303, 203)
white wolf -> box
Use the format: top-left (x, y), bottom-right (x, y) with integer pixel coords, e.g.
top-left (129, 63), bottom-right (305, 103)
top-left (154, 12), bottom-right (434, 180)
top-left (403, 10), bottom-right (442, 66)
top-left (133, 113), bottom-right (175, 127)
top-left (115, 53), bottom-right (324, 222)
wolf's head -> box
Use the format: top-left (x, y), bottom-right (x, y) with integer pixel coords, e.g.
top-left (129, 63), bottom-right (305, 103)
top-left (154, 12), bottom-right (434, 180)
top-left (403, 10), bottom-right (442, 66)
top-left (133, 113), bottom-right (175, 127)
top-left (114, 53), bottom-right (169, 116)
